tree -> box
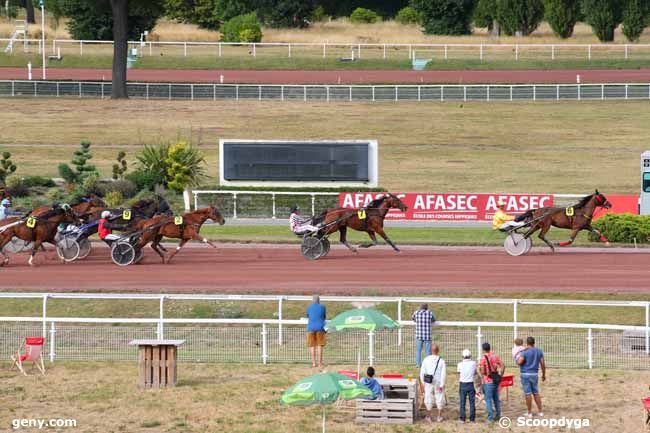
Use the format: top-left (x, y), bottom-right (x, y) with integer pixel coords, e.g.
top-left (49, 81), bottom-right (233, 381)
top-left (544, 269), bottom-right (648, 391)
top-left (112, 151), bottom-right (128, 180)
top-left (544, 0), bottom-right (580, 38)
top-left (0, 152), bottom-right (17, 185)
top-left (58, 140), bottom-right (98, 184)
top-left (411, 0), bottom-right (477, 35)
top-left (220, 12), bottom-right (262, 42)
top-left (581, 0), bottom-right (622, 42)
top-left (25, 0), bottom-right (35, 24)
top-left (473, 0), bottom-right (499, 35)
top-left (136, 142), bottom-right (206, 191)
top-left (622, 0), bottom-right (649, 42)
top-left (497, 0), bottom-right (544, 36)
top-left (264, 0), bottom-right (316, 28)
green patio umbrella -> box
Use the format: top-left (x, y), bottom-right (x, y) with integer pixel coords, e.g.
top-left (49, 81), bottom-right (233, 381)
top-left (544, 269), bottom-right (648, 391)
top-left (326, 307), bottom-right (400, 376)
top-left (282, 372), bottom-right (373, 433)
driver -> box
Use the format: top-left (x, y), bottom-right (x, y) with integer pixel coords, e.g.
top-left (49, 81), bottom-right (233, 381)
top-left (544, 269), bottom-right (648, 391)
top-left (289, 205), bottom-right (321, 235)
top-left (492, 199), bottom-right (525, 231)
top-left (98, 210), bottom-right (123, 243)
top-left (0, 197), bottom-right (11, 220)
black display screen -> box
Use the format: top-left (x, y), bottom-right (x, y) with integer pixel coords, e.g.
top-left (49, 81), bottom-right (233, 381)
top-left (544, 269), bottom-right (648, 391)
top-left (223, 142), bottom-right (370, 181)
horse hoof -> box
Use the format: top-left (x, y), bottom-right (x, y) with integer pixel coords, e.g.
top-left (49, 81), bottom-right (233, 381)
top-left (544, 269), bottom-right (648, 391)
top-left (605, 241), bottom-right (610, 247)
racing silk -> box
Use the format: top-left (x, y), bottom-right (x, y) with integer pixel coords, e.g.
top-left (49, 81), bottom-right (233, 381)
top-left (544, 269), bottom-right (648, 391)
top-left (98, 218), bottom-right (111, 240)
top-left (289, 212), bottom-right (303, 233)
top-left (492, 209), bottom-right (514, 230)
top-left (0, 205), bottom-right (7, 220)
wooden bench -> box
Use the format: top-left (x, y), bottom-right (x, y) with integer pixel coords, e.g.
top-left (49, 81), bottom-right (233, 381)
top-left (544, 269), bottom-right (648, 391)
top-left (356, 378), bottom-right (419, 424)
top-left (129, 339), bottom-right (184, 389)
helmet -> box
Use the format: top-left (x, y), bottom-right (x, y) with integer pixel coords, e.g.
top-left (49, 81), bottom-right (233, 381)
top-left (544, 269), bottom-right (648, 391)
top-left (0, 198), bottom-right (9, 207)
top-left (290, 205), bottom-right (299, 213)
top-left (497, 198), bottom-right (507, 207)
top-left (101, 210), bottom-right (111, 219)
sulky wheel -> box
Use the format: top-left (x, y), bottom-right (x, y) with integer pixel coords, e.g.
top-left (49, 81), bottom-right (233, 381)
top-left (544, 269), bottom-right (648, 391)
top-left (77, 238), bottom-right (92, 260)
top-left (111, 241), bottom-right (136, 266)
top-left (523, 237), bottom-right (533, 255)
top-left (504, 232), bottom-right (529, 257)
top-left (301, 236), bottom-right (324, 260)
top-left (56, 237), bottom-right (80, 262)
top-left (319, 237), bottom-right (331, 258)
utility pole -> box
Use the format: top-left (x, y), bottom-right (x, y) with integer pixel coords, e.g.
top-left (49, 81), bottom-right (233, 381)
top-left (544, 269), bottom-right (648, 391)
top-left (40, 0), bottom-right (45, 79)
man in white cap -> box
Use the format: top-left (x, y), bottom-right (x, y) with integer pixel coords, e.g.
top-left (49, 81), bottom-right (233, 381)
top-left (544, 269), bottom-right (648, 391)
top-left (492, 198), bottom-right (524, 231)
top-left (457, 348), bottom-right (477, 423)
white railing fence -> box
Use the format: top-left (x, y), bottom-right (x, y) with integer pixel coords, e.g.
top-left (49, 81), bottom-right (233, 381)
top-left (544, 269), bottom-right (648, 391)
top-left (1, 293), bottom-right (648, 369)
top-left (2, 81), bottom-right (650, 103)
top-left (4, 38), bottom-right (650, 62)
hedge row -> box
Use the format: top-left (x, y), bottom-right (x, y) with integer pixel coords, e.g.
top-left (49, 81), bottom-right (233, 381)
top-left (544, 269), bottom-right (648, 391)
top-left (591, 213), bottom-right (650, 244)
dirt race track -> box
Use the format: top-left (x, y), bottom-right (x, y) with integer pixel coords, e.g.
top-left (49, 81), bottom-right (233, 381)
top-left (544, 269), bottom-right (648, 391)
top-left (0, 243), bottom-right (648, 294)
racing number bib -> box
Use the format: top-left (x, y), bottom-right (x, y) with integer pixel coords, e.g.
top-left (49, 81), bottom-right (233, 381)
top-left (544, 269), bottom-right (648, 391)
top-left (122, 210), bottom-right (132, 220)
top-left (26, 217), bottom-right (37, 228)
top-left (174, 216), bottom-right (183, 225)
top-left (357, 210), bottom-right (366, 220)
top-left (565, 207), bottom-right (575, 217)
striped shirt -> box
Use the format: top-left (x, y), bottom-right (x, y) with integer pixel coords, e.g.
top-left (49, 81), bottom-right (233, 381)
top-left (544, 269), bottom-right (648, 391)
top-left (412, 309), bottom-right (435, 341)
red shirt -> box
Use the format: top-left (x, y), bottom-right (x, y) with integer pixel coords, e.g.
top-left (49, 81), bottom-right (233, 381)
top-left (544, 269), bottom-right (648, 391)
top-left (479, 353), bottom-right (504, 384)
top-left (98, 219), bottom-right (111, 240)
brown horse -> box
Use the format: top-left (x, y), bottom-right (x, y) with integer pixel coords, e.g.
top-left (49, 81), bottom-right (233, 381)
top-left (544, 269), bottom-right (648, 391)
top-left (0, 204), bottom-right (77, 266)
top-left (520, 190), bottom-right (612, 252)
top-left (30, 196), bottom-right (106, 220)
top-left (136, 206), bottom-right (225, 264)
top-left (315, 193), bottom-right (408, 253)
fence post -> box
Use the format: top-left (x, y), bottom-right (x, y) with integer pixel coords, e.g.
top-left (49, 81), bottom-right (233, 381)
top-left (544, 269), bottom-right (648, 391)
top-left (463, 86), bottom-right (467, 102)
top-left (556, 85), bottom-right (560, 101)
top-left (418, 85), bottom-right (421, 102)
top-left (11, 80), bottom-right (15, 97)
top-left (253, 43), bottom-right (256, 57)
top-left (149, 41), bottom-right (152, 56)
top-left (169, 83), bottom-right (172, 100)
top-left (326, 86), bottom-right (330, 102)
top-left (533, 85), bottom-right (536, 101)
top-left (80, 40), bottom-right (83, 56)
top-left (510, 85), bottom-right (513, 101)
top-left (383, 44), bottom-right (386, 59)
top-left (441, 85), bottom-right (444, 102)
top-left (322, 43), bottom-right (326, 58)
top-left (513, 300), bottom-right (518, 339)
top-left (100, 82), bottom-right (103, 99)
top-left (397, 298), bottom-right (402, 346)
top-left (272, 193), bottom-right (276, 219)
top-left (236, 84), bottom-right (239, 101)
top-left (218, 42), bottom-right (222, 57)
top-left (157, 295), bottom-right (165, 340)
top-left (372, 86), bottom-right (375, 102)
top-left (444, 44), bottom-right (448, 60)
top-left (625, 84), bottom-right (629, 100)
top-left (258, 85), bottom-right (262, 101)
top-left (288, 44), bottom-right (291, 58)
top-left (588, 45), bottom-right (591, 60)
top-left (311, 195), bottom-right (315, 215)
top-left (368, 331), bottom-right (375, 367)
top-left (645, 303), bottom-right (649, 355)
top-left (278, 297), bottom-right (283, 345)
top-left (42, 294), bottom-right (48, 337)
top-left (408, 44), bottom-right (412, 60)
top-left (194, 192), bottom-right (198, 210)
top-left (480, 44), bottom-right (483, 61)
top-left (487, 85), bottom-right (490, 102)
top-left (395, 87), bottom-right (398, 101)
top-left (349, 86), bottom-right (352, 102)
top-left (515, 44), bottom-right (518, 61)
top-left (184, 42), bottom-right (187, 57)
top-left (304, 85), bottom-right (307, 102)
top-left (57, 82), bottom-right (60, 97)
top-left (476, 326), bottom-right (482, 359)
top-left (578, 84), bottom-right (581, 101)
top-left (625, 44), bottom-right (628, 60)
top-left (233, 193), bottom-right (238, 219)
top-left (601, 84), bottom-right (604, 100)
top-left (551, 45), bottom-right (555, 61)
top-left (79, 82), bottom-right (82, 98)
top-left (262, 324), bottom-right (268, 365)
top-left (587, 328), bottom-right (594, 370)
top-left (191, 84), bottom-right (194, 101)
top-left (49, 322), bottom-right (56, 363)
top-left (146, 83), bottom-right (149, 100)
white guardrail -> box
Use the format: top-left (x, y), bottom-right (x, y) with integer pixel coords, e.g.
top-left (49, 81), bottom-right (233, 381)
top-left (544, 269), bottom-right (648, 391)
top-left (3, 38), bottom-right (650, 61)
top-left (0, 293), bottom-right (648, 368)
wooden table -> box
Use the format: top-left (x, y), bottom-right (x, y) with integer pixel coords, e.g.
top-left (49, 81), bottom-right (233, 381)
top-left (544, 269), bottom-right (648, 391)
top-left (356, 377), bottom-right (420, 424)
top-left (129, 339), bottom-right (185, 389)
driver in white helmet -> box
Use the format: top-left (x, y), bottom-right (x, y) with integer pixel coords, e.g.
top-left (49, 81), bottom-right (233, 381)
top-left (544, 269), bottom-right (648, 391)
top-left (98, 210), bottom-right (122, 242)
top-left (0, 197), bottom-right (11, 220)
top-left (289, 205), bottom-right (321, 235)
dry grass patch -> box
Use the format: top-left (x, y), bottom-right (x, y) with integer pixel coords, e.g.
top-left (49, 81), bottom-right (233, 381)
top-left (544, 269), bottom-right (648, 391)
top-left (1, 99), bottom-right (649, 193)
top-left (0, 362), bottom-right (648, 433)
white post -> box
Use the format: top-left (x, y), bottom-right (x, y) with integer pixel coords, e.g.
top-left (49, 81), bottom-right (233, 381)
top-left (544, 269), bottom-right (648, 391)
top-left (184, 42), bottom-right (187, 57)
top-left (49, 322), bottom-right (56, 362)
top-left (587, 328), bottom-right (594, 369)
top-left (253, 43), bottom-right (256, 57)
top-left (476, 326), bottom-right (482, 360)
top-left (551, 44), bottom-right (555, 61)
top-left (158, 295), bottom-right (165, 340)
top-left (397, 298), bottom-right (402, 346)
top-left (513, 301), bottom-right (518, 338)
top-left (272, 193), bottom-right (276, 219)
top-left (322, 407), bottom-right (326, 433)
top-left (357, 43), bottom-right (361, 58)
top-left (417, 85), bottom-right (421, 101)
top-left (368, 331), bottom-right (375, 366)
top-left (408, 44), bottom-right (412, 60)
top-left (311, 195), bottom-right (315, 215)
top-left (383, 43), bottom-right (386, 59)
top-left (194, 192), bottom-right (199, 210)
top-left (288, 44), bottom-right (291, 58)
top-left (218, 42), bottom-right (222, 57)
top-left (41, 1), bottom-right (46, 79)
top-left (80, 40), bottom-right (83, 56)
top-left (515, 44), bottom-right (519, 60)
top-left (262, 324), bottom-right (268, 365)
top-left (444, 44), bottom-right (448, 60)
top-left (28, 62), bottom-right (32, 80)
top-left (588, 44), bottom-right (591, 60)
top-left (645, 303), bottom-right (649, 355)
top-left (625, 44), bottom-right (628, 60)
top-left (41, 295), bottom-right (48, 337)
top-left (601, 84), bottom-right (604, 100)
top-left (480, 44), bottom-right (483, 61)
top-left (322, 43), bottom-right (326, 58)
top-left (149, 41), bottom-right (152, 56)
top-left (278, 297), bottom-right (283, 345)
top-left (625, 84), bottom-right (629, 100)
top-left (233, 193), bottom-right (238, 219)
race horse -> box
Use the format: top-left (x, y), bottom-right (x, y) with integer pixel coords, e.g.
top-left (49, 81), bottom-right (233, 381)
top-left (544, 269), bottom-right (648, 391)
top-left (0, 204), bottom-right (77, 266)
top-left (136, 206), bottom-right (225, 263)
top-left (29, 195), bottom-right (107, 220)
top-left (520, 190), bottom-right (612, 252)
top-left (315, 193), bottom-right (408, 253)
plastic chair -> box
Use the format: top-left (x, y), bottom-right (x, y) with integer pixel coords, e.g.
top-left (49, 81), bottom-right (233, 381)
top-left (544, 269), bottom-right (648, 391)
top-left (338, 370), bottom-right (359, 380)
top-left (643, 397), bottom-right (650, 431)
top-left (381, 374), bottom-right (404, 379)
top-left (499, 375), bottom-right (514, 406)
top-left (11, 337), bottom-right (46, 376)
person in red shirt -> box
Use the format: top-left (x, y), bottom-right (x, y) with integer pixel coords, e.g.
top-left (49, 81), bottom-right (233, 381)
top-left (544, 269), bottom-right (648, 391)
top-left (98, 211), bottom-right (121, 243)
top-left (479, 342), bottom-right (506, 423)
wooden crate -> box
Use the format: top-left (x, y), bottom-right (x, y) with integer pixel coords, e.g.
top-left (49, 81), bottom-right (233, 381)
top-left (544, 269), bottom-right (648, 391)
top-left (356, 399), bottom-right (415, 424)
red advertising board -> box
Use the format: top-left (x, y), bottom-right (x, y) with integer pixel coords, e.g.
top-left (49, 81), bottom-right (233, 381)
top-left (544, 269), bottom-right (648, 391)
top-left (338, 193), bottom-right (555, 221)
top-left (592, 195), bottom-right (638, 220)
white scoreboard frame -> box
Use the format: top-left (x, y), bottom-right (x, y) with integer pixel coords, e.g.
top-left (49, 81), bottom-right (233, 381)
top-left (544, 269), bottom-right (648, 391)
top-left (219, 139), bottom-right (379, 188)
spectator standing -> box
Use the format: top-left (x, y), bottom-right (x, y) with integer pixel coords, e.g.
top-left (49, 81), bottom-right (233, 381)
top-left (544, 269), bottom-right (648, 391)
top-left (420, 343), bottom-right (446, 423)
top-left (457, 349), bottom-right (477, 423)
top-left (479, 342), bottom-right (505, 423)
top-left (306, 295), bottom-right (326, 368)
top-left (517, 336), bottom-right (546, 417)
top-left (412, 303), bottom-right (435, 368)
top-left (360, 366), bottom-right (384, 400)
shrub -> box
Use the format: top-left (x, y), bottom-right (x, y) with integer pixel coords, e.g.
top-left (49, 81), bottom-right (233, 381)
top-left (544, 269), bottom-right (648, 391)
top-left (126, 169), bottom-right (160, 192)
top-left (312, 5), bottom-right (327, 22)
top-left (58, 163), bottom-right (77, 184)
top-left (5, 176), bottom-right (29, 197)
top-left (545, 0), bottom-right (580, 38)
top-left (581, 0), bottom-right (622, 42)
top-left (21, 176), bottom-right (55, 188)
top-left (82, 173), bottom-right (102, 196)
top-left (396, 6), bottom-right (420, 24)
top-left (220, 13), bottom-right (263, 43)
top-left (102, 179), bottom-right (138, 199)
top-left (135, 141), bottom-right (207, 192)
top-left (497, 0), bottom-right (545, 36)
top-left (104, 191), bottom-right (124, 208)
top-left (7, 5), bottom-right (18, 19)
top-left (411, 0), bottom-right (476, 35)
top-left (0, 151), bottom-right (17, 184)
top-left (591, 213), bottom-right (650, 243)
top-left (622, 0), bottom-right (649, 42)
top-left (45, 187), bottom-right (66, 202)
top-left (349, 7), bottom-right (380, 23)
top-left (112, 151), bottom-right (128, 180)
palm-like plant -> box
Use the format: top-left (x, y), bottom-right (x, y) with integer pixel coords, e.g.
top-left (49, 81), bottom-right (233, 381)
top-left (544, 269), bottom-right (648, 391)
top-left (136, 142), bottom-right (207, 192)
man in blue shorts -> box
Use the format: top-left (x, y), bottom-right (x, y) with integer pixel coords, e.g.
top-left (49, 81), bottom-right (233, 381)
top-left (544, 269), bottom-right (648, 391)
top-left (516, 336), bottom-right (546, 418)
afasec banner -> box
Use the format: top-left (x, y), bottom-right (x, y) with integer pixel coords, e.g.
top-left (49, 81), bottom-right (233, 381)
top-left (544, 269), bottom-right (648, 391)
top-left (338, 193), bottom-right (554, 221)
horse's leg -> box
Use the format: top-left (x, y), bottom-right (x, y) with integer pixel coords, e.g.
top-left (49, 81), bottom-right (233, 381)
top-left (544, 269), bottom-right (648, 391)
top-left (556, 228), bottom-right (580, 247)
top-left (375, 227), bottom-right (400, 253)
top-left (150, 236), bottom-right (166, 263)
top-left (166, 239), bottom-right (189, 264)
top-left (28, 240), bottom-right (43, 266)
top-left (537, 224), bottom-right (555, 252)
top-left (338, 226), bottom-right (357, 253)
top-left (588, 226), bottom-right (610, 246)
top-left (358, 231), bottom-right (378, 248)
top-left (0, 233), bottom-right (11, 265)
